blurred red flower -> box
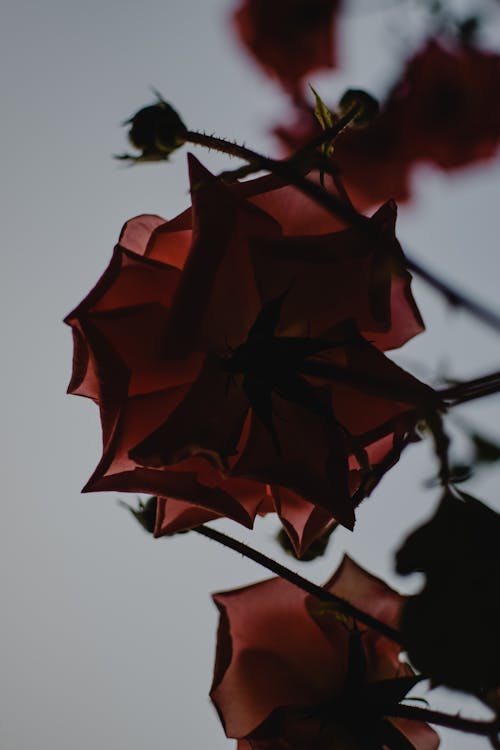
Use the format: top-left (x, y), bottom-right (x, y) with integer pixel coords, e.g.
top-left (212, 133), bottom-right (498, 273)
top-left (211, 556), bottom-right (439, 750)
top-left (394, 39), bottom-right (500, 170)
top-left (274, 39), bottom-right (500, 210)
top-left (66, 155), bottom-right (432, 555)
top-left (232, 0), bottom-right (342, 94)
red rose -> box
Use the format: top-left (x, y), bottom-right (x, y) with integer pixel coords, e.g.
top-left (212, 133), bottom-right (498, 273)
top-left (66, 155), bottom-right (432, 555)
top-left (232, 0), bottom-right (342, 94)
top-left (211, 556), bottom-right (440, 749)
top-left (394, 39), bottom-right (500, 170)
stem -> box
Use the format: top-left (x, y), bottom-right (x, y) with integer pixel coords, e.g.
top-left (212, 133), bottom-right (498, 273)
top-left (440, 369), bottom-right (500, 406)
top-left (407, 256), bottom-right (500, 335)
top-left (194, 525), bottom-right (403, 644)
top-left (185, 130), bottom-right (265, 163)
top-left (351, 432), bottom-right (416, 507)
top-left (425, 410), bottom-right (451, 487)
top-left (185, 131), bottom-right (500, 336)
top-left (186, 110), bottom-right (356, 173)
top-left (387, 704), bottom-right (499, 739)
top-left (288, 109), bottom-right (359, 163)
top-left (185, 129), bottom-right (366, 228)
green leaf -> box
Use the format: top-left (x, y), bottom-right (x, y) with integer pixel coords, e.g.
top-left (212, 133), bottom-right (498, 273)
top-left (310, 85), bottom-right (336, 168)
top-left (310, 85), bottom-right (334, 132)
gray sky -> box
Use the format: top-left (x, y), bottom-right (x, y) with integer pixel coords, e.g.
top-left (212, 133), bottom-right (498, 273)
top-left (2, 0), bottom-right (500, 748)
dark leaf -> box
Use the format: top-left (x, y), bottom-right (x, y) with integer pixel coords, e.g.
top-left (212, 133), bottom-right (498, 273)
top-left (362, 675), bottom-right (425, 709)
top-left (118, 496), bottom-right (157, 533)
top-left (396, 488), bottom-right (500, 691)
top-left (338, 88), bottom-right (380, 127)
top-left (471, 431), bottom-right (500, 465)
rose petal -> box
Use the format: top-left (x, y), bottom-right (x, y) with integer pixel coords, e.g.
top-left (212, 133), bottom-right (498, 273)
top-left (118, 214), bottom-right (166, 255)
top-left (272, 488), bottom-right (336, 558)
top-left (131, 354), bottom-right (250, 471)
top-left (163, 155), bottom-right (282, 358)
top-left (390, 719), bottom-right (440, 750)
top-left (233, 393), bottom-right (354, 529)
top-left (315, 556), bottom-right (404, 681)
top-left (154, 477), bottom-right (269, 536)
top-left (212, 577), bottom-right (342, 738)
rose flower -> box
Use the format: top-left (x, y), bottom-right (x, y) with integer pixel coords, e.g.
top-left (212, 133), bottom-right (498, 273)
top-left (393, 39), bottom-right (500, 170)
top-left (66, 154), bottom-right (435, 555)
top-left (211, 556), bottom-right (440, 750)
top-left (232, 0), bottom-right (342, 94)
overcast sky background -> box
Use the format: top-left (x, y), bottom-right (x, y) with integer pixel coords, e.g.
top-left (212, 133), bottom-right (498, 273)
top-left (2, 0), bottom-right (500, 748)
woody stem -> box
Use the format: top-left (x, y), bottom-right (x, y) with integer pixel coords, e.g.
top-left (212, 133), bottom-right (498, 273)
top-left (440, 369), bottom-right (500, 405)
top-left (387, 704), bottom-right (499, 739)
top-left (186, 107), bottom-right (357, 170)
top-left (193, 524), bottom-right (403, 644)
top-left (406, 255), bottom-right (500, 334)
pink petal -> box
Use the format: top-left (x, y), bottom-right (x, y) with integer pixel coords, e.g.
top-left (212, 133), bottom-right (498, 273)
top-left (390, 719), bottom-right (440, 750)
top-left (273, 488), bottom-right (336, 558)
top-left (118, 214), bottom-right (166, 255)
top-left (211, 577), bottom-right (343, 738)
top-left (154, 477), bottom-right (270, 536)
top-left (242, 172), bottom-right (348, 236)
top-left (316, 556), bottom-right (404, 681)
top-left (162, 155), bottom-right (281, 358)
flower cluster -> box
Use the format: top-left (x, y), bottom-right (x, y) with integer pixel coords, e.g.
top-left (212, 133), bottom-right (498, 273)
top-left (66, 1), bottom-right (500, 747)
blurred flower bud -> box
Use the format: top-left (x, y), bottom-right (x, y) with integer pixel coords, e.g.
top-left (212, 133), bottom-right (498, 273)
top-left (338, 89), bottom-right (380, 128)
top-left (116, 94), bottom-right (187, 162)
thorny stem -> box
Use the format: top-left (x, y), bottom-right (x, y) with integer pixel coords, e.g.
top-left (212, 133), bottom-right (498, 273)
top-left (194, 525), bottom-right (403, 644)
top-left (387, 704), bottom-right (500, 741)
top-left (184, 129), bottom-right (366, 228)
top-left (185, 130), bottom-right (500, 336)
top-left (407, 255), bottom-right (500, 335)
top-left (186, 108), bottom-right (356, 174)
